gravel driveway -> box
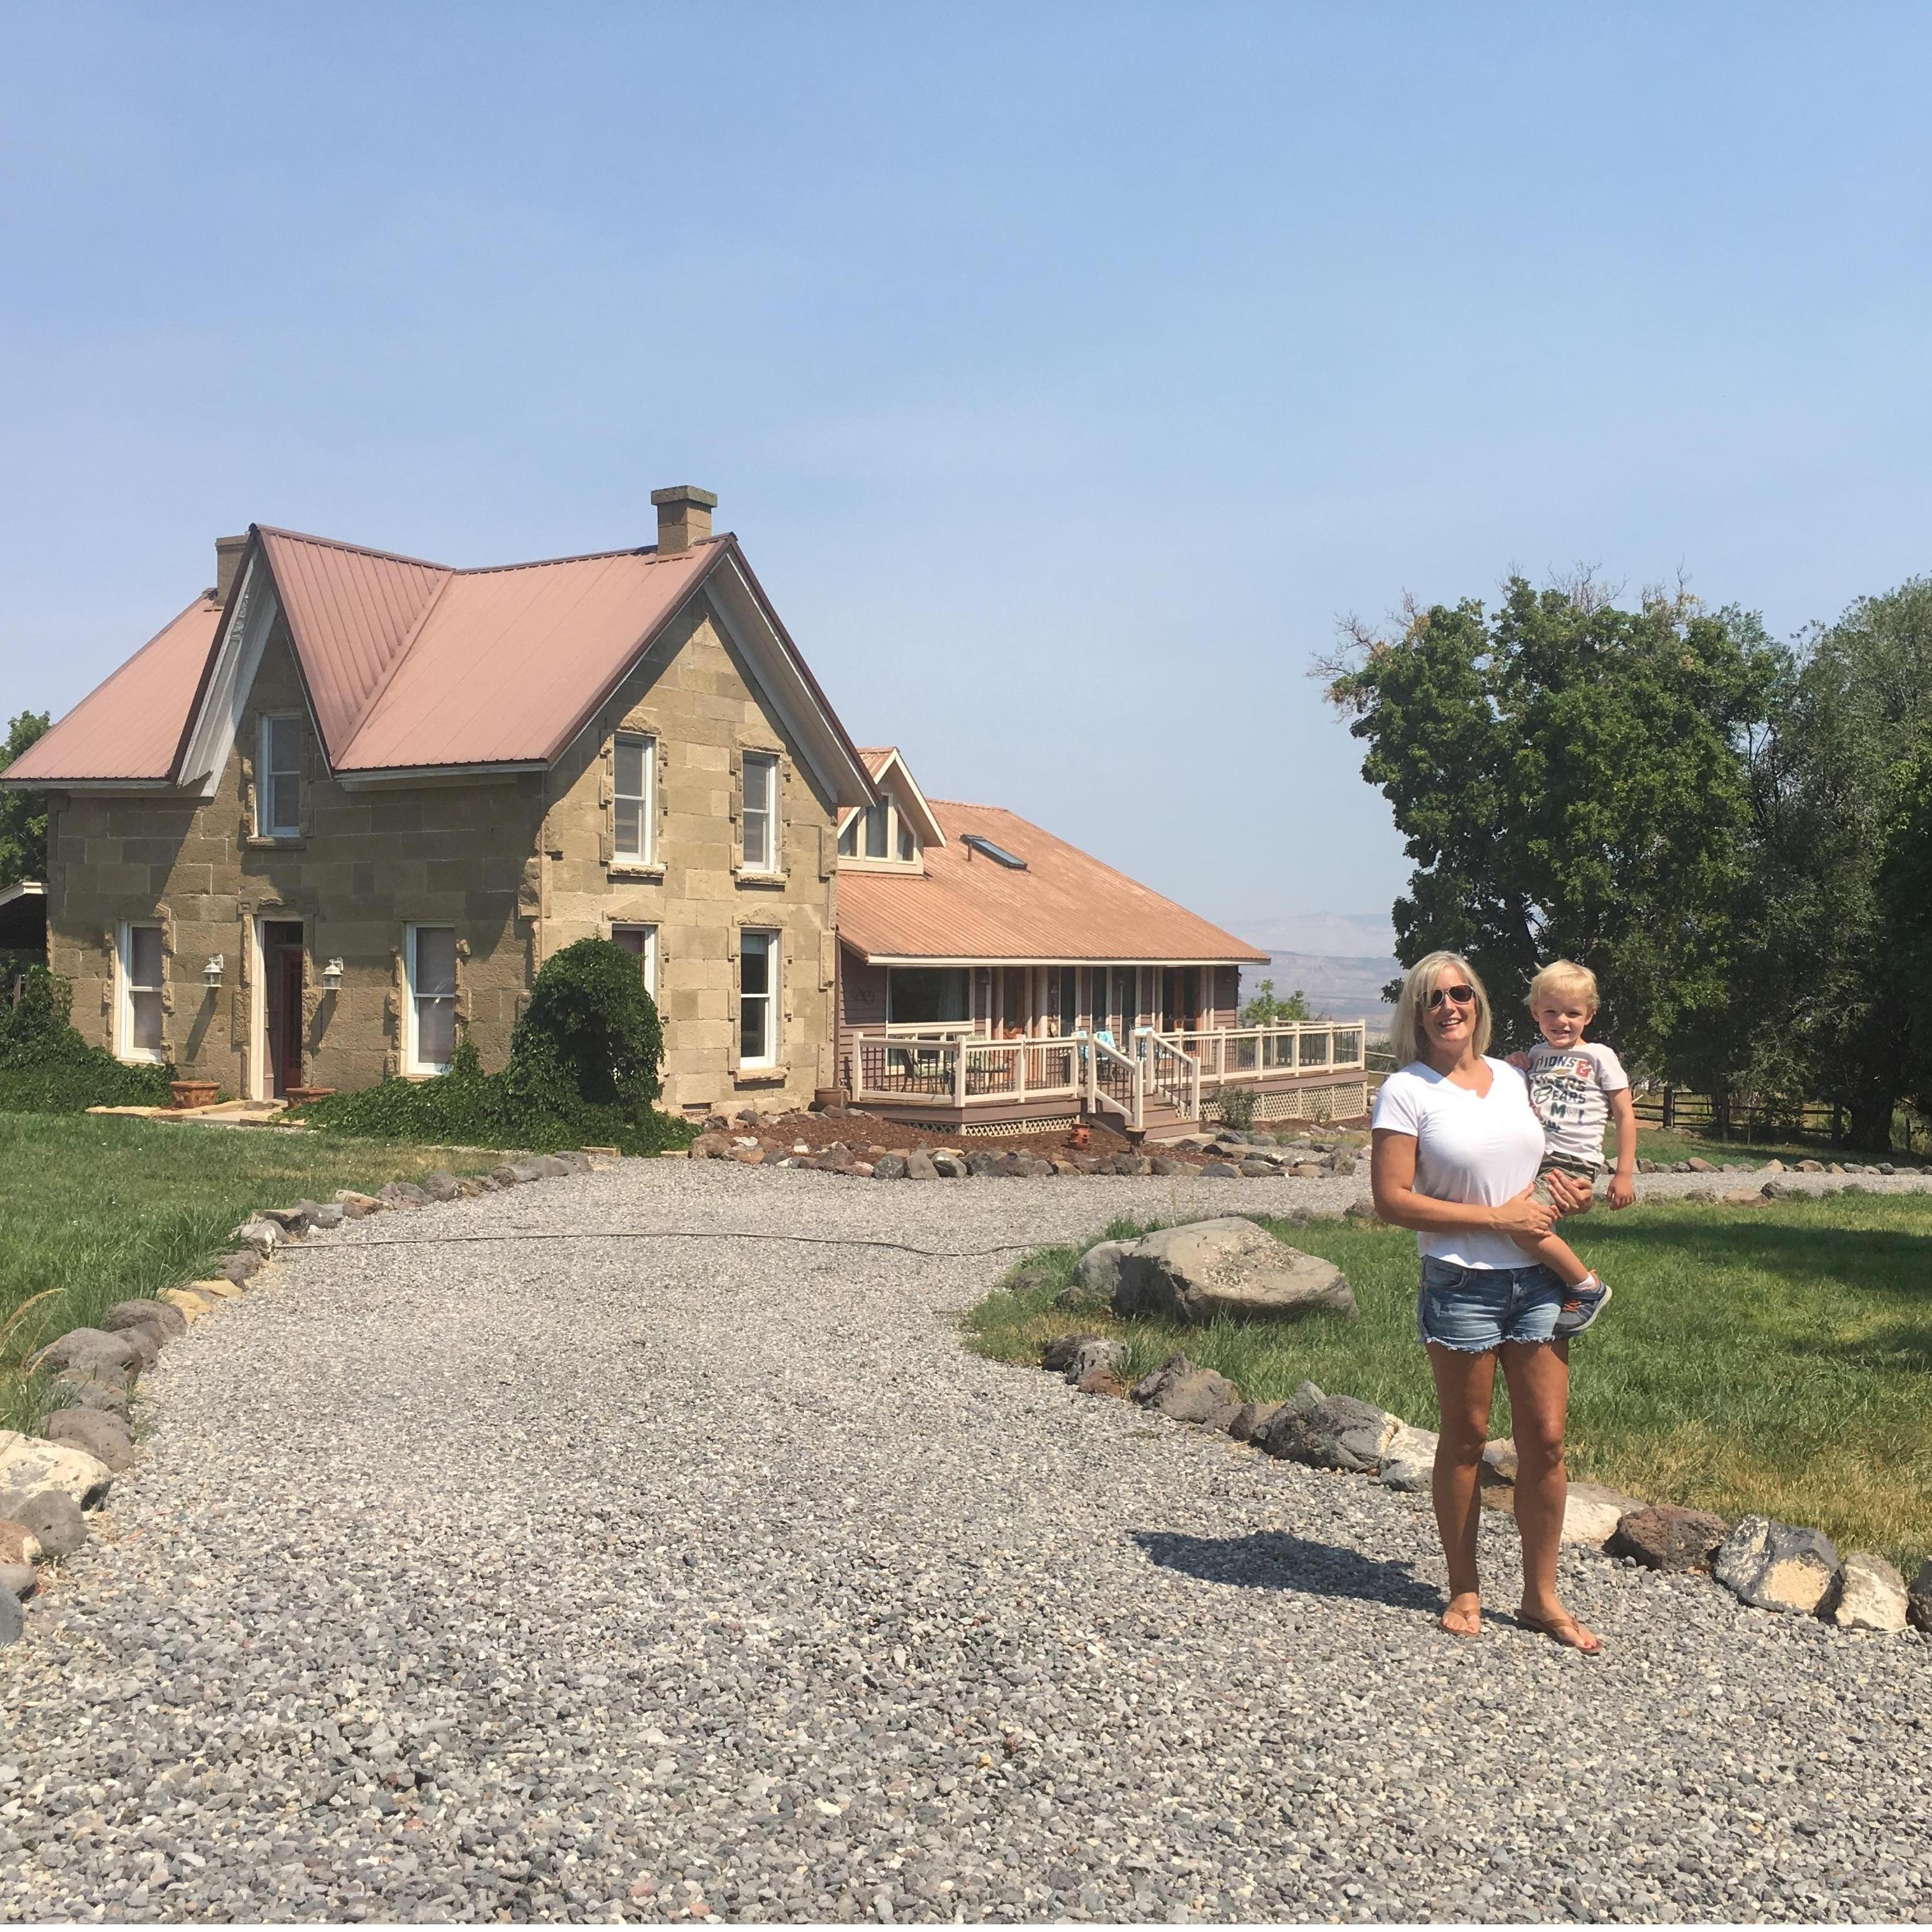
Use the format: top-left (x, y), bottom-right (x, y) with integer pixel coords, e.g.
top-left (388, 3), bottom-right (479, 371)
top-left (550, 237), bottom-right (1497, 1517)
top-left (3, 1162), bottom-right (1929, 1923)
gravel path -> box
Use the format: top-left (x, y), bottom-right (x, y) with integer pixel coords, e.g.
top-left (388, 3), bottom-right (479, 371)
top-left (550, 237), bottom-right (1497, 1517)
top-left (3, 1163), bottom-right (1930, 1923)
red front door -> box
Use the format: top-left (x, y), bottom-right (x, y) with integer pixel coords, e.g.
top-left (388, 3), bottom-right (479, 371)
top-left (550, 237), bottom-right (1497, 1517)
top-left (263, 924), bottom-right (304, 1098)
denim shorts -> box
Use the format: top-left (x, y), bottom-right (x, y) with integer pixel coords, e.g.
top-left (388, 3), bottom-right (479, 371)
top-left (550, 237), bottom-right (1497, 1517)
top-left (1418, 1257), bottom-right (1566, 1352)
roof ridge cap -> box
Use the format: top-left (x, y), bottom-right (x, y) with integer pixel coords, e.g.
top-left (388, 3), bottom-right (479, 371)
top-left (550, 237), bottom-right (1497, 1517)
top-left (255, 524), bottom-right (451, 572)
top-left (454, 531), bottom-right (733, 577)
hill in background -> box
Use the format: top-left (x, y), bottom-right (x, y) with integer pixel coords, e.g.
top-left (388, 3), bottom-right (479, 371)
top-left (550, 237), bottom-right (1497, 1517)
top-left (1226, 912), bottom-right (1396, 1035)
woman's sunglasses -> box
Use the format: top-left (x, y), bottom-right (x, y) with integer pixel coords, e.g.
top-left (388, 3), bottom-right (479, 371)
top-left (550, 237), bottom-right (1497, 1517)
top-left (1427, 984), bottom-right (1477, 1011)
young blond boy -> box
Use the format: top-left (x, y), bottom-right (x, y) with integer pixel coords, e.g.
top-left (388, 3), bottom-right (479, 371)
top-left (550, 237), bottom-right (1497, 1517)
top-left (1507, 960), bottom-right (1638, 1336)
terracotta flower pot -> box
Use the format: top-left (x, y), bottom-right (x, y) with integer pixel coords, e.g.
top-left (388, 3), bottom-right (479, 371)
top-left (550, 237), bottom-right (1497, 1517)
top-left (169, 1081), bottom-right (220, 1110)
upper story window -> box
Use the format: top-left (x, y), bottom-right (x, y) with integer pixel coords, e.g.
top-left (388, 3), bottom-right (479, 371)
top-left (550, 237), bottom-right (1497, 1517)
top-left (837, 797), bottom-right (920, 867)
top-left (119, 923), bottom-right (164, 1062)
top-left (614, 733), bottom-right (654, 863)
top-left (259, 715), bottom-right (301, 837)
top-left (742, 751), bottom-right (780, 874)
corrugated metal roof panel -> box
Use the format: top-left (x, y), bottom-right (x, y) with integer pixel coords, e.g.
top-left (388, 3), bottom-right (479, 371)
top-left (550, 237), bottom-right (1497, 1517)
top-left (256, 528), bottom-right (451, 760)
top-left (335, 542), bottom-right (718, 770)
top-left (1, 596), bottom-right (222, 782)
top-left (837, 800), bottom-right (1269, 963)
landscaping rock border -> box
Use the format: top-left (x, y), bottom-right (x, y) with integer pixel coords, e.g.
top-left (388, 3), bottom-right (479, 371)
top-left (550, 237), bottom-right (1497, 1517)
top-left (0, 1148), bottom-right (601, 1645)
top-left (1028, 1215), bottom-right (1932, 1650)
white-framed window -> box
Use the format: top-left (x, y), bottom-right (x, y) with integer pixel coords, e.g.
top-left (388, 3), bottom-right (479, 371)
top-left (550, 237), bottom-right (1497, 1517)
top-left (119, 922), bottom-right (165, 1062)
top-left (837, 798), bottom-right (919, 866)
top-left (611, 923), bottom-right (658, 1001)
top-left (406, 925), bottom-right (457, 1074)
top-left (614, 733), bottom-right (654, 863)
top-left (741, 751), bottom-right (780, 874)
top-left (259, 714), bottom-right (302, 837)
top-left (739, 929), bottom-right (778, 1067)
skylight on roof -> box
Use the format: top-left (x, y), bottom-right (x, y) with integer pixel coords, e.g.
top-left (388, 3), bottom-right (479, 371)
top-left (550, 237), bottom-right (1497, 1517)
top-left (962, 833), bottom-right (1027, 870)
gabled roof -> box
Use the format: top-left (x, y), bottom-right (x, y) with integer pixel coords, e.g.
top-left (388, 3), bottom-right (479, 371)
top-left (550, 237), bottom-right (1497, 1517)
top-left (837, 798), bottom-right (1269, 965)
top-left (4, 524), bottom-right (875, 805)
top-left (2, 595), bottom-right (223, 783)
top-left (851, 746), bottom-right (947, 849)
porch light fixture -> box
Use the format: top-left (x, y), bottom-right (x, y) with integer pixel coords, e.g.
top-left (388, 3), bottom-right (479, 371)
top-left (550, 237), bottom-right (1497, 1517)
top-left (203, 954), bottom-right (225, 987)
top-left (321, 957), bottom-right (345, 991)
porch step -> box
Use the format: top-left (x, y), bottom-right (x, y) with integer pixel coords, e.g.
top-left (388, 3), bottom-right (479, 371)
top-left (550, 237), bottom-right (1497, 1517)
top-left (1130, 1101), bottom-right (1199, 1145)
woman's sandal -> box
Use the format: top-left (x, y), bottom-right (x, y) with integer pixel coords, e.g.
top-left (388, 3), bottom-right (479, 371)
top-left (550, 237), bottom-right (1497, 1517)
top-left (1517, 1607), bottom-right (1601, 1653)
top-left (1438, 1597), bottom-right (1483, 1638)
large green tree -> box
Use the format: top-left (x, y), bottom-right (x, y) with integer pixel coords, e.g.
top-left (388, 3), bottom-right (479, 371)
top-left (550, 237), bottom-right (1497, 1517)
top-left (1323, 577), bottom-right (1786, 1073)
top-left (1768, 579), bottom-right (1932, 1146)
top-left (0, 710), bottom-right (50, 890)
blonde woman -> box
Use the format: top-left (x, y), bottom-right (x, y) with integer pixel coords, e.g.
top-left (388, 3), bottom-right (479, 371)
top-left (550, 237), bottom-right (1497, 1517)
top-left (1370, 951), bottom-right (1601, 1652)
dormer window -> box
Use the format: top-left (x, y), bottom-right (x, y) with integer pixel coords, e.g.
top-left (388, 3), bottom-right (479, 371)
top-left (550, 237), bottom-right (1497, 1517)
top-left (838, 798), bottom-right (920, 868)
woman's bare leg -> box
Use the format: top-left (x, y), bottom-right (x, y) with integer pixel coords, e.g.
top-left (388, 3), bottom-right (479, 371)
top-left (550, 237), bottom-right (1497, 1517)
top-left (1499, 1339), bottom-right (1599, 1651)
top-left (1426, 1342), bottom-right (1496, 1634)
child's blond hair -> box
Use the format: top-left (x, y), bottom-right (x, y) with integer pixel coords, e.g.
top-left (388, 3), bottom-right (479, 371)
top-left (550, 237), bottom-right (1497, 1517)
top-left (1527, 959), bottom-right (1599, 1013)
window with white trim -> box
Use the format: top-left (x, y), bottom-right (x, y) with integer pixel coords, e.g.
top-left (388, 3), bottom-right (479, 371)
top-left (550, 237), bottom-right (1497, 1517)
top-left (119, 923), bottom-right (165, 1062)
top-left (613, 733), bottom-right (654, 863)
top-left (611, 923), bottom-right (658, 1001)
top-left (741, 752), bottom-right (779, 874)
top-left (739, 929), bottom-right (777, 1067)
top-left (407, 925), bottom-right (457, 1074)
top-left (837, 797), bottom-right (919, 867)
top-left (259, 715), bottom-right (301, 837)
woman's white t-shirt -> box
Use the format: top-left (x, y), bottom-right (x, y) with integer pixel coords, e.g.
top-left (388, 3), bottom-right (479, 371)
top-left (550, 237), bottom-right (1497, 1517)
top-left (1371, 1057), bottom-right (1547, 1269)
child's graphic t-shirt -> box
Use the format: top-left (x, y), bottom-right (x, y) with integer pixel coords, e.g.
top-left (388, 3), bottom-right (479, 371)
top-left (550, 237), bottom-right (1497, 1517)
top-left (1525, 1040), bottom-right (1629, 1168)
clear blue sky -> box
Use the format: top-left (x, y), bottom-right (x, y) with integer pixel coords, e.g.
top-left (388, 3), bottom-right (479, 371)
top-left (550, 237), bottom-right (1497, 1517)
top-left (4, 4), bottom-right (1928, 941)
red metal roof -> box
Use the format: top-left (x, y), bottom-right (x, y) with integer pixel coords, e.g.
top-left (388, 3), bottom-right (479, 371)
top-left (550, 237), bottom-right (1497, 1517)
top-left (838, 798), bottom-right (1269, 964)
top-left (3, 595), bottom-right (222, 782)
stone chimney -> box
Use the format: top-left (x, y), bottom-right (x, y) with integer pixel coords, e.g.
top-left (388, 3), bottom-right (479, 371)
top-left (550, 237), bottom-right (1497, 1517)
top-left (214, 533), bottom-right (249, 603)
top-left (651, 486), bottom-right (717, 555)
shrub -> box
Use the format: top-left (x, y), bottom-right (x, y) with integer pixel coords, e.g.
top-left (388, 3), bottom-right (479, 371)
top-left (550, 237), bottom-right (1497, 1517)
top-left (298, 939), bottom-right (689, 1155)
top-left (1216, 1086), bottom-right (1258, 1130)
top-left (0, 965), bottom-right (173, 1113)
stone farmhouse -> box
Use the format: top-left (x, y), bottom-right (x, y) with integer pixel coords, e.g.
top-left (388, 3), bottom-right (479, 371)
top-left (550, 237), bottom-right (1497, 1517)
top-left (3, 490), bottom-right (1367, 1135)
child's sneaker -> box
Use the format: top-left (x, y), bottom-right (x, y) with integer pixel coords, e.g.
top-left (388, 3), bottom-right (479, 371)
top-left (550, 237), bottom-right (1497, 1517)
top-left (1554, 1276), bottom-right (1611, 1338)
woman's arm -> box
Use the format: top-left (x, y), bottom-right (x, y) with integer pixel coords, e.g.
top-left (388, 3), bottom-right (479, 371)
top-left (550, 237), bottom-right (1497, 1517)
top-left (1371, 1130), bottom-right (1562, 1238)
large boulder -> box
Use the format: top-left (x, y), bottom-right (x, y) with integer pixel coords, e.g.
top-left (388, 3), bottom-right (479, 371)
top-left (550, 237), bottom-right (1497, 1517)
top-left (1713, 1515), bottom-right (1840, 1615)
top-left (872, 1153), bottom-right (909, 1180)
top-left (43, 1409), bottom-right (135, 1471)
top-left (0, 1488), bottom-right (85, 1559)
top-left (1113, 1218), bottom-right (1356, 1324)
top-left (1608, 1503), bottom-right (1730, 1573)
top-left (0, 1434), bottom-right (113, 1510)
top-left (1256, 1387), bottom-right (1398, 1473)
top-left (1227, 1400), bottom-right (1283, 1443)
top-left (31, 1329), bottom-right (141, 1388)
top-left (902, 1150), bottom-right (939, 1181)
top-left (1820, 1552), bottom-right (1910, 1633)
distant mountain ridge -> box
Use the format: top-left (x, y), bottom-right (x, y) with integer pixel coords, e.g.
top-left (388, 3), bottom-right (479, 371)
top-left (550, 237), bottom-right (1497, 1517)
top-left (1222, 914), bottom-right (1398, 1033)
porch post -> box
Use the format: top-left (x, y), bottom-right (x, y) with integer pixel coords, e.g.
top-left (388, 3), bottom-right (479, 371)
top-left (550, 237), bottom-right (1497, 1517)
top-left (954, 1035), bottom-right (968, 1110)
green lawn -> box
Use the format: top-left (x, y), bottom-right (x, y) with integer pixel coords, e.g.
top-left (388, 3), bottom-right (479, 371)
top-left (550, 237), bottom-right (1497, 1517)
top-left (967, 1195), bottom-right (1932, 1575)
top-left (0, 1113), bottom-right (498, 1425)
top-left (1626, 1125), bottom-right (1929, 1171)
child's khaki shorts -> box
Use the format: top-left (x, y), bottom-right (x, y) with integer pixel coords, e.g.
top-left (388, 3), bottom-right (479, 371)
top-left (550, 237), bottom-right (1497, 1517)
top-left (1532, 1152), bottom-right (1601, 1209)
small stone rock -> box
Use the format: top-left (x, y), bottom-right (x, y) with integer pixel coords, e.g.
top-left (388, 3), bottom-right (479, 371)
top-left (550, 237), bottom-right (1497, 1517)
top-left (903, 1150), bottom-right (939, 1180)
top-left (192, 1276), bottom-right (244, 1299)
top-left (1041, 1333), bottom-right (1103, 1374)
top-left (335, 1189), bottom-right (384, 1216)
top-left (1607, 1503), bottom-right (1731, 1573)
top-left (0, 1522), bottom-right (41, 1566)
top-left (99, 1297), bottom-right (185, 1342)
top-left (0, 1587), bottom-right (20, 1645)
top-left (1227, 1400), bottom-right (1283, 1443)
top-left (219, 1249), bottom-right (262, 1286)
top-left (1478, 1439), bottom-right (1518, 1487)
top-left (0, 1562), bottom-right (32, 1602)
top-left (234, 1216), bottom-right (283, 1252)
top-left (873, 1153), bottom-right (909, 1180)
top-left (1201, 1160), bottom-right (1239, 1178)
top-left (930, 1151), bottom-right (969, 1178)
top-left (1074, 1239), bottom-right (1132, 1304)
top-left (1558, 1482), bottom-right (1648, 1547)
top-left (47, 1373), bottom-right (131, 1413)
top-left (1150, 1156), bottom-right (1185, 1176)
top-left (1685, 1157), bottom-right (1715, 1173)
top-left (0, 1487), bottom-right (87, 1557)
top-left (42, 1409), bottom-right (135, 1471)
top-left (1907, 1558), bottom-right (1932, 1633)
top-left (424, 1171), bottom-right (466, 1202)
top-left (379, 1181), bottom-right (429, 1208)
top-left (1820, 1552), bottom-right (1910, 1632)
top-left (1064, 1339), bottom-right (1128, 1386)
top-left (159, 1288), bottom-right (213, 1323)
top-left (31, 1329), bottom-right (141, 1388)
top-left (1713, 1515), bottom-right (1840, 1615)
top-left (1378, 1424), bottom-right (1440, 1491)
top-left (1257, 1392), bottom-right (1399, 1473)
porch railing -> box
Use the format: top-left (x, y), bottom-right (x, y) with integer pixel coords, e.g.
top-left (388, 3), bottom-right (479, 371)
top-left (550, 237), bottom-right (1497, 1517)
top-left (849, 1020), bottom-right (1366, 1126)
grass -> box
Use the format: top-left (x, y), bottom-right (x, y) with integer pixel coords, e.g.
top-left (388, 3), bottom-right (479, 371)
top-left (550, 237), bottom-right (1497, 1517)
top-left (0, 1111), bottom-right (501, 1429)
top-left (1626, 1125), bottom-right (1929, 1171)
top-left (966, 1195), bottom-right (1932, 1575)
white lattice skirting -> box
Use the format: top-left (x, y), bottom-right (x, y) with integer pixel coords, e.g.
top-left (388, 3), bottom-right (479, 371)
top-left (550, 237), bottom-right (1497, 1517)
top-left (1209, 1079), bottom-right (1369, 1124)
top-left (958, 1116), bottom-right (1076, 1137)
